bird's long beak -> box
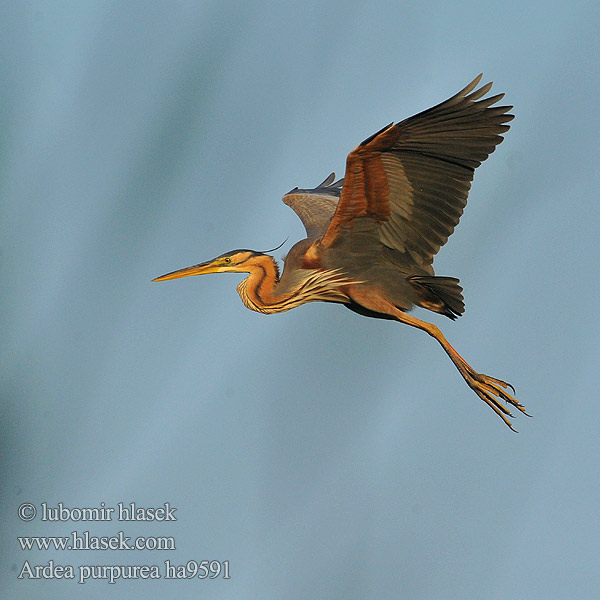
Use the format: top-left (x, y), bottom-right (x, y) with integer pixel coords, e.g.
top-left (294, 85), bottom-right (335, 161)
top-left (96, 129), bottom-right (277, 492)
top-left (152, 260), bottom-right (219, 282)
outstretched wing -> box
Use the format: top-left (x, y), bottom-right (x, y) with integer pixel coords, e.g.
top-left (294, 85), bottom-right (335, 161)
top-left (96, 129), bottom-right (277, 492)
top-left (282, 173), bottom-right (344, 239)
top-left (319, 74), bottom-right (514, 268)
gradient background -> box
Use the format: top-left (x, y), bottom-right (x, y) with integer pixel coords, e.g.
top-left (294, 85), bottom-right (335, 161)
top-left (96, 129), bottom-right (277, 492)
top-left (2, 1), bottom-right (599, 598)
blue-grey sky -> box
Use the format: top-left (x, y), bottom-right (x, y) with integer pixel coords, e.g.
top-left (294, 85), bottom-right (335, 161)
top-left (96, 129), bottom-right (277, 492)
top-left (2, 1), bottom-right (599, 598)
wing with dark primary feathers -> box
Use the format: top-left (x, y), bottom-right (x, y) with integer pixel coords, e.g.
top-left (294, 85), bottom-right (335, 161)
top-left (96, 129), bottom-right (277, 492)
top-left (282, 173), bottom-right (343, 239)
top-left (319, 74), bottom-right (514, 268)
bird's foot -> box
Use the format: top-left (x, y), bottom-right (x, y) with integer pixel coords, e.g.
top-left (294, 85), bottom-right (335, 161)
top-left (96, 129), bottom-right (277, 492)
top-left (464, 368), bottom-right (528, 431)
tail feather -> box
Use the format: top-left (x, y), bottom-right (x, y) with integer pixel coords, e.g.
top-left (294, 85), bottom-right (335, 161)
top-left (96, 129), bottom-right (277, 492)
top-left (409, 276), bottom-right (465, 320)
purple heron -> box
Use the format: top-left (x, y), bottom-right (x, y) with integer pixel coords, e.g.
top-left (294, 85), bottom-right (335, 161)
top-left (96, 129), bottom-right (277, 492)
top-left (154, 74), bottom-right (527, 430)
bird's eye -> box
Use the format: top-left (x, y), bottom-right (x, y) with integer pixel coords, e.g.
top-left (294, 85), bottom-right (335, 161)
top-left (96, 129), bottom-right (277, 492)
top-left (223, 257), bottom-right (232, 264)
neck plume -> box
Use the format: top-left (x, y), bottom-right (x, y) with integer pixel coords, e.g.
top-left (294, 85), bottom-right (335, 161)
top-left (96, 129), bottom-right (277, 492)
top-left (235, 253), bottom-right (352, 314)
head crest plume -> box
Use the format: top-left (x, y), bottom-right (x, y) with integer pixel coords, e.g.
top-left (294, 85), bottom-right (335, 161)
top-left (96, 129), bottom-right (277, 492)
top-left (260, 238), bottom-right (288, 254)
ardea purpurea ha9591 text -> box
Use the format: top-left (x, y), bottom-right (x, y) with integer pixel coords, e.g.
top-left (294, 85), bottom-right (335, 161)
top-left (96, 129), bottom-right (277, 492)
top-left (154, 74), bottom-right (528, 430)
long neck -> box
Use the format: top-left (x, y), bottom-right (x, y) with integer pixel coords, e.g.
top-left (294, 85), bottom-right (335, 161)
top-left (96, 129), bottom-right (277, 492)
top-left (235, 254), bottom-right (351, 314)
top-left (236, 254), bottom-right (287, 314)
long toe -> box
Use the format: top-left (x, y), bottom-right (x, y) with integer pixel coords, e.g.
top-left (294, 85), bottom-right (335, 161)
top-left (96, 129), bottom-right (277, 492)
top-left (466, 370), bottom-right (527, 430)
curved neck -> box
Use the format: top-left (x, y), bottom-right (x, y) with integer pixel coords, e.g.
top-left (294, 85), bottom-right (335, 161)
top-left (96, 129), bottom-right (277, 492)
top-left (236, 254), bottom-right (287, 314)
top-left (235, 253), bottom-right (351, 314)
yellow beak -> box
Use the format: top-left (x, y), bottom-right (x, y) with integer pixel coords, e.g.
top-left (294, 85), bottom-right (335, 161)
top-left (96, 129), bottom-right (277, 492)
top-left (152, 261), bottom-right (220, 282)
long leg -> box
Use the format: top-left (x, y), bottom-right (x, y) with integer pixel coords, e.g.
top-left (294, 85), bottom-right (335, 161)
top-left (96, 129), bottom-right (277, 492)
top-left (348, 288), bottom-right (528, 430)
top-left (391, 308), bottom-right (527, 431)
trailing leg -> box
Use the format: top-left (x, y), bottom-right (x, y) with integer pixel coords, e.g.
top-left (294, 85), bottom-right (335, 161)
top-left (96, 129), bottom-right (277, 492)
top-left (391, 309), bottom-right (527, 430)
top-left (347, 286), bottom-right (527, 430)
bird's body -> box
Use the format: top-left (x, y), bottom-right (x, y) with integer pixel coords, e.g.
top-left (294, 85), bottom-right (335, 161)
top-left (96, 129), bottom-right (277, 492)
top-left (154, 75), bottom-right (527, 430)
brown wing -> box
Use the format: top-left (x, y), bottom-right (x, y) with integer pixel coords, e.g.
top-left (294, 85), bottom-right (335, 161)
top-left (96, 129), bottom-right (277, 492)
top-left (319, 74), bottom-right (514, 268)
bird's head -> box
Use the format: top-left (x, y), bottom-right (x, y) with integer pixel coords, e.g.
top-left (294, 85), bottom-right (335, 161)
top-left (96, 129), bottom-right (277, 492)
top-left (152, 250), bottom-right (269, 282)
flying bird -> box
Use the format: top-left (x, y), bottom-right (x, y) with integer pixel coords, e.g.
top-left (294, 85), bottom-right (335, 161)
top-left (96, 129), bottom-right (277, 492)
top-left (154, 74), bottom-right (527, 430)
